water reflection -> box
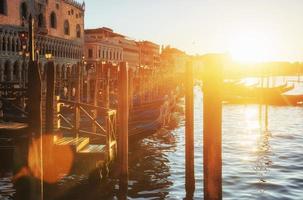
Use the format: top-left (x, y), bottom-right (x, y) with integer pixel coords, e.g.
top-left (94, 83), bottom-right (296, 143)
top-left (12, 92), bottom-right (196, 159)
top-left (255, 105), bottom-right (273, 192)
top-left (1, 77), bottom-right (303, 199)
top-left (127, 130), bottom-right (177, 199)
top-left (254, 130), bottom-right (273, 193)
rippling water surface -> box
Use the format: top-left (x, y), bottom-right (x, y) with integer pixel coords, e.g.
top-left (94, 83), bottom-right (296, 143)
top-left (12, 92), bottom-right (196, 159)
top-left (1, 77), bottom-right (303, 199)
top-left (125, 77), bottom-right (303, 199)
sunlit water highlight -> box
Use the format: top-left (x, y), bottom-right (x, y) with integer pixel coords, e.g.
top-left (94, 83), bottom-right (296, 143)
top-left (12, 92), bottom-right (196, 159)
top-left (126, 76), bottom-right (303, 199)
top-left (0, 76), bottom-right (303, 199)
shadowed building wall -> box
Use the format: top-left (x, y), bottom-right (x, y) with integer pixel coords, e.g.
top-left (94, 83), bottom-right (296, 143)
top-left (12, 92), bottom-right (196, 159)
top-left (0, 0), bottom-right (85, 89)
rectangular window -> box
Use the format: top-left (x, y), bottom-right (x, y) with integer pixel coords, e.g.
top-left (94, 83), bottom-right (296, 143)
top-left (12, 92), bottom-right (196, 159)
top-left (98, 49), bottom-right (101, 58)
top-left (88, 49), bottom-right (93, 58)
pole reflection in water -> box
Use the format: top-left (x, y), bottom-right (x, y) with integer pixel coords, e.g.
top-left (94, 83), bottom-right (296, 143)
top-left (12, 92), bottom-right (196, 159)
top-left (126, 131), bottom-right (177, 199)
top-left (256, 104), bottom-right (273, 193)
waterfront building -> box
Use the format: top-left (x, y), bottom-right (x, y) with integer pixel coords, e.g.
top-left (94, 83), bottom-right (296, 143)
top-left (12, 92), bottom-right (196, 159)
top-left (160, 46), bottom-right (188, 72)
top-left (84, 27), bottom-right (123, 68)
top-left (84, 27), bottom-right (161, 70)
top-left (84, 27), bottom-right (140, 70)
top-left (114, 37), bottom-right (139, 70)
top-left (0, 0), bottom-right (85, 86)
top-left (137, 40), bottom-right (160, 68)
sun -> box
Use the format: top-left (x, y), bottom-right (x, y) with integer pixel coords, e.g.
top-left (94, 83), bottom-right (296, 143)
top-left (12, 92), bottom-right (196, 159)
top-left (228, 30), bottom-right (275, 63)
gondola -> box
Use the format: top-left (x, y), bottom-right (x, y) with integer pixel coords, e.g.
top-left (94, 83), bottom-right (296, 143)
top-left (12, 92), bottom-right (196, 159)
top-left (224, 83), bottom-right (294, 99)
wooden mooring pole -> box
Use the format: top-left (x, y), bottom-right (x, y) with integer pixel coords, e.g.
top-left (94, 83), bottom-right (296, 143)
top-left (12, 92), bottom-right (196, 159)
top-left (128, 68), bottom-right (134, 111)
top-left (185, 61), bottom-right (195, 197)
top-left (103, 63), bottom-right (110, 108)
top-left (23, 14), bottom-right (44, 200)
top-left (92, 63), bottom-right (100, 134)
top-left (265, 75), bottom-right (269, 131)
top-left (45, 61), bottom-right (55, 134)
top-left (74, 63), bottom-right (81, 141)
top-left (203, 55), bottom-right (223, 200)
top-left (118, 62), bottom-right (129, 197)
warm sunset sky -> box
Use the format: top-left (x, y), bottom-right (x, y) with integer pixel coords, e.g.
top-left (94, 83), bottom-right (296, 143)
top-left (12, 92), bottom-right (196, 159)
top-left (85, 0), bottom-right (303, 62)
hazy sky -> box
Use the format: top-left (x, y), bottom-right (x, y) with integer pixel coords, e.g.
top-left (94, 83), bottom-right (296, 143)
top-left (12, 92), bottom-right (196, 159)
top-left (85, 0), bottom-right (303, 62)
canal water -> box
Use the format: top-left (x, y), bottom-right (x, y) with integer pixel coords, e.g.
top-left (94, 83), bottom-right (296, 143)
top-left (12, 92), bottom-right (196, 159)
top-left (0, 76), bottom-right (303, 199)
top-left (125, 76), bottom-right (303, 200)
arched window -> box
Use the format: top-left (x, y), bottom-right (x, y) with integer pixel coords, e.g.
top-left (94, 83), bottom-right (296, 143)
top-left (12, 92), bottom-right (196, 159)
top-left (76, 24), bottom-right (81, 38)
top-left (50, 12), bottom-right (57, 28)
top-left (50, 12), bottom-right (56, 28)
top-left (0, 0), bottom-right (7, 15)
top-left (38, 13), bottom-right (44, 27)
top-left (64, 20), bottom-right (70, 35)
top-left (20, 2), bottom-right (27, 20)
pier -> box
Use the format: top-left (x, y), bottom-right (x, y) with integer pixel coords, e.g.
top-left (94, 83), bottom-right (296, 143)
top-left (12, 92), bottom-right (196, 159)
top-left (0, 56), bottom-right (182, 199)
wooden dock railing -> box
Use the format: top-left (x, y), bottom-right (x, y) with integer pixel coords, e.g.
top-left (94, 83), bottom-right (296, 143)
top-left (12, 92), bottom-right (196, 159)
top-left (57, 98), bottom-right (117, 153)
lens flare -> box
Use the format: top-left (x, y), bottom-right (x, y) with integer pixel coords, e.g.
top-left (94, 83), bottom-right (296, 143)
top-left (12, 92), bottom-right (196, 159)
top-left (27, 135), bottom-right (74, 183)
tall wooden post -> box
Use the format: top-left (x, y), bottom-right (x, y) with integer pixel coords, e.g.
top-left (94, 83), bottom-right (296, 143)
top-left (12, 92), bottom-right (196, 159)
top-left (44, 61), bottom-right (56, 200)
top-left (45, 61), bottom-right (55, 134)
top-left (203, 55), bottom-right (224, 200)
top-left (92, 63), bottom-right (100, 133)
top-left (185, 61), bottom-right (195, 196)
top-left (265, 75), bottom-right (269, 131)
top-left (118, 62), bottom-right (129, 196)
top-left (141, 68), bottom-right (145, 104)
top-left (128, 68), bottom-right (134, 110)
top-left (27, 60), bottom-right (43, 200)
top-left (28, 15), bottom-right (35, 62)
top-left (67, 69), bottom-right (72, 101)
top-left (74, 63), bottom-right (81, 141)
top-left (80, 62), bottom-right (84, 101)
top-left (137, 67), bottom-right (143, 104)
top-left (103, 63), bottom-right (110, 108)
top-left (27, 13), bottom-right (43, 200)
top-left (86, 72), bottom-right (91, 103)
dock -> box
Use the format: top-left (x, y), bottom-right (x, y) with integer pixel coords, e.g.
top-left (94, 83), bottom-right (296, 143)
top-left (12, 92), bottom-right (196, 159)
top-left (0, 60), bottom-right (182, 198)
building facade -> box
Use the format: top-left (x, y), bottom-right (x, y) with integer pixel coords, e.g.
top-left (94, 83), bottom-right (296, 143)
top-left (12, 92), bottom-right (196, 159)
top-left (84, 27), bottom-right (140, 70)
top-left (137, 41), bottom-right (160, 68)
top-left (160, 46), bottom-right (188, 73)
top-left (84, 27), bottom-right (123, 68)
top-left (113, 37), bottom-right (139, 70)
top-left (0, 0), bottom-right (85, 85)
top-left (85, 28), bottom-right (162, 71)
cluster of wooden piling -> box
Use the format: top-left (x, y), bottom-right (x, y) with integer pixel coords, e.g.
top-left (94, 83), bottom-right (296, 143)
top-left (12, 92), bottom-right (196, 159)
top-left (185, 55), bottom-right (225, 200)
top-left (0, 57), bottom-right (182, 199)
top-left (1, 48), bottom-right (230, 200)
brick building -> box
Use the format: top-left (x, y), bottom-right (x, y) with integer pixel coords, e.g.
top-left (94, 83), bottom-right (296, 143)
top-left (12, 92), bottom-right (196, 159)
top-left (0, 0), bottom-right (85, 85)
top-left (84, 27), bottom-right (140, 70)
top-left (84, 27), bottom-right (163, 71)
top-left (84, 27), bottom-right (123, 68)
top-left (115, 37), bottom-right (139, 70)
top-left (137, 40), bottom-right (160, 68)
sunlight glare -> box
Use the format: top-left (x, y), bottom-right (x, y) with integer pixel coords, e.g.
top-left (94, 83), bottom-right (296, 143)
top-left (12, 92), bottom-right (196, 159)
top-left (228, 30), bottom-right (276, 63)
top-left (241, 78), bottom-right (259, 86)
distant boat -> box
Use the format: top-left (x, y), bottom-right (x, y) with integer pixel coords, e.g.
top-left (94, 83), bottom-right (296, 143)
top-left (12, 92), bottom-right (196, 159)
top-left (222, 83), bottom-right (302, 105)
top-left (224, 83), bottom-right (294, 98)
